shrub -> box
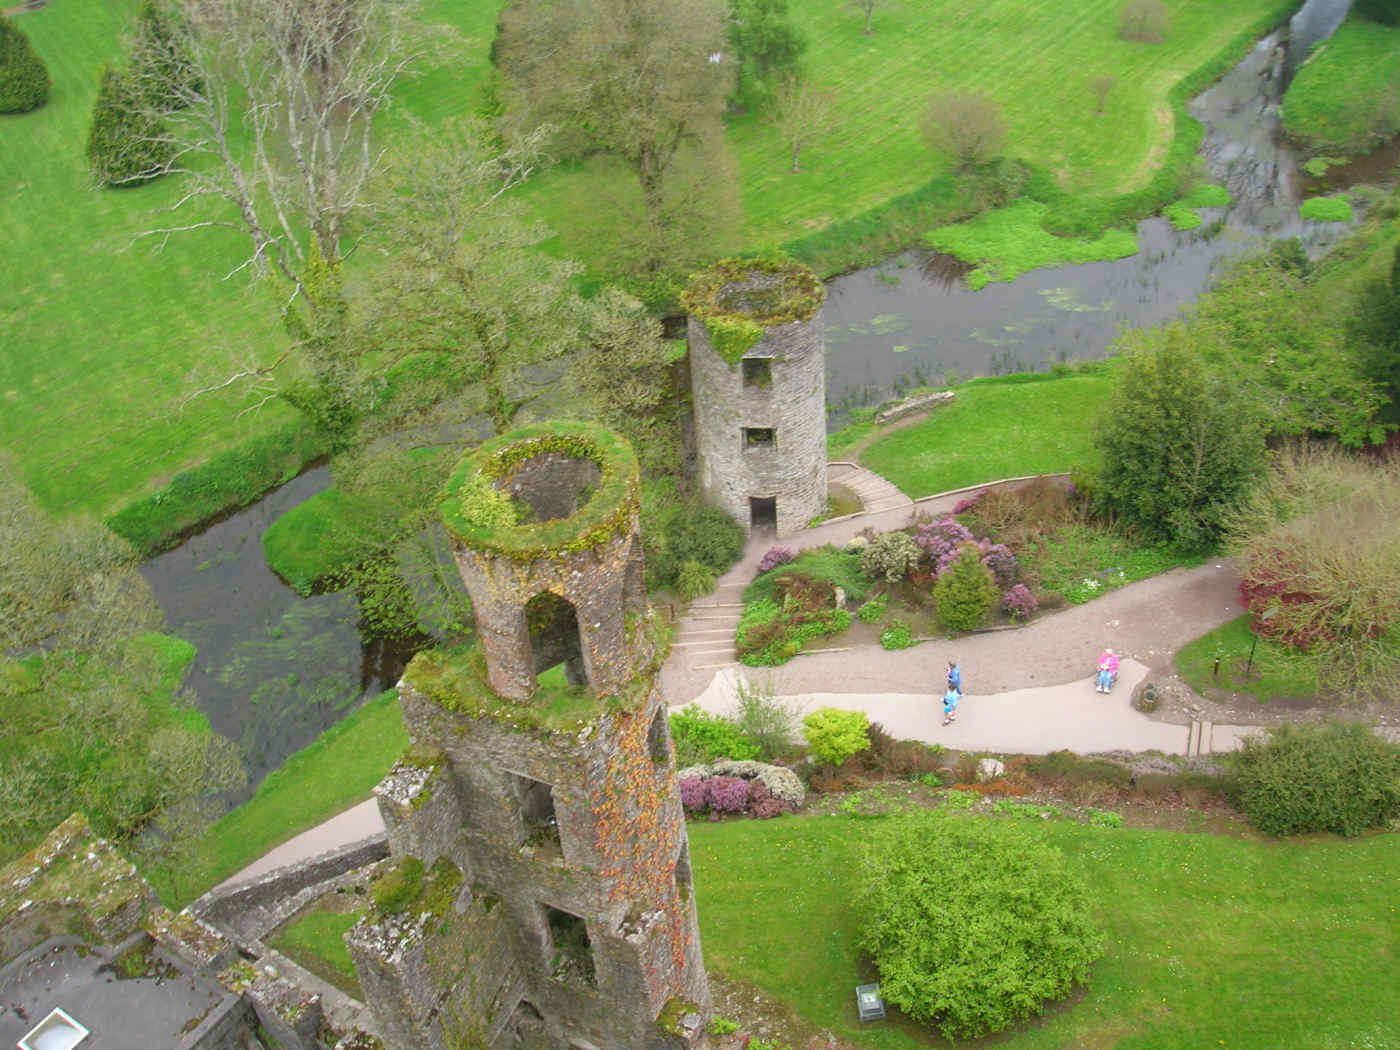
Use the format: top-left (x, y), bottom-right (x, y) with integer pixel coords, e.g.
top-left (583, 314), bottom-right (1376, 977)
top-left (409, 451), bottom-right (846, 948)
top-left (859, 530), bottom-right (922, 582)
top-left (1231, 723), bottom-right (1400, 837)
top-left (1355, 0), bottom-right (1400, 24)
top-left (857, 811), bottom-right (1104, 1039)
top-left (856, 593), bottom-right (887, 623)
top-left (803, 707), bottom-right (871, 766)
top-left (735, 593), bottom-right (853, 666)
top-left (1119, 0), bottom-right (1168, 43)
top-left (645, 494), bottom-right (745, 590)
top-left (679, 776), bottom-right (709, 813)
top-left (87, 66), bottom-right (175, 187)
top-left (922, 90), bottom-right (1006, 172)
top-left (745, 546), bottom-right (870, 605)
top-left (0, 15), bottom-right (50, 114)
top-left (1299, 196), bottom-right (1355, 224)
top-left (880, 619), bottom-right (914, 650)
top-left (934, 543), bottom-right (999, 632)
top-left (1001, 583), bottom-right (1038, 621)
top-left (129, 0), bottom-right (203, 111)
top-left (677, 559), bottom-right (717, 600)
top-left (757, 546), bottom-right (796, 573)
top-left (978, 540), bottom-right (1017, 587)
top-left (914, 517), bottom-right (975, 571)
top-left (371, 857), bottom-right (425, 913)
top-left (952, 489), bottom-right (988, 514)
top-left (707, 776), bottom-right (751, 813)
top-left (669, 705), bottom-right (759, 766)
top-left (733, 677), bottom-right (800, 760)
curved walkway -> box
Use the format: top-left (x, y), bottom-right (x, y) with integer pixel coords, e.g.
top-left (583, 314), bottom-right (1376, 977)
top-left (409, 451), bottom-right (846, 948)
top-left (827, 461), bottom-right (912, 514)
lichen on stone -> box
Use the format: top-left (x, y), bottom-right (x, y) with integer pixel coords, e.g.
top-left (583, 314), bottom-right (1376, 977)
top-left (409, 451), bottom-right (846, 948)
top-left (682, 256), bottom-right (826, 368)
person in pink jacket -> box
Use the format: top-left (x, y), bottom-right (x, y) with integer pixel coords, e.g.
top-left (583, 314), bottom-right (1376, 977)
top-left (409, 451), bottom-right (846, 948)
top-left (1096, 648), bottom-right (1119, 692)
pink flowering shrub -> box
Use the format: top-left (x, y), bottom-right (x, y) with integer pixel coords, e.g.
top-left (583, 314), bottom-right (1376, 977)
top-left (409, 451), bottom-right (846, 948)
top-left (750, 798), bottom-right (791, 819)
top-left (708, 776), bottom-right (750, 813)
top-left (915, 518), bottom-right (976, 567)
top-left (1001, 584), bottom-right (1038, 621)
top-left (679, 777), bottom-right (709, 813)
top-left (757, 546), bottom-right (796, 573)
top-left (953, 489), bottom-right (989, 515)
top-left (979, 541), bottom-right (1017, 587)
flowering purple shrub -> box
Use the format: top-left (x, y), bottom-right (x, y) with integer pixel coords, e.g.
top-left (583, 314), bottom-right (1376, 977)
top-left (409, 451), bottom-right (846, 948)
top-left (679, 777), bottom-right (709, 813)
top-left (979, 541), bottom-right (1017, 587)
top-left (707, 776), bottom-right (750, 813)
top-left (915, 518), bottom-right (976, 572)
top-left (953, 489), bottom-right (989, 515)
top-left (757, 546), bottom-right (796, 574)
top-left (750, 798), bottom-right (791, 819)
top-left (1002, 584), bottom-right (1039, 621)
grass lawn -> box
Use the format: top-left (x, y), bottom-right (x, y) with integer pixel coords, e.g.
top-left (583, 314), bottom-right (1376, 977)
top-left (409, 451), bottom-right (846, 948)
top-left (526, 0), bottom-right (1288, 272)
top-left (266, 908), bottom-right (365, 1000)
top-left (1176, 615), bottom-right (1321, 702)
top-left (149, 688), bottom-right (409, 906)
top-left (1020, 524), bottom-right (1204, 604)
top-left (858, 370), bottom-right (1115, 498)
top-left (690, 809), bottom-right (1400, 1049)
top-left (1281, 17), bottom-right (1400, 155)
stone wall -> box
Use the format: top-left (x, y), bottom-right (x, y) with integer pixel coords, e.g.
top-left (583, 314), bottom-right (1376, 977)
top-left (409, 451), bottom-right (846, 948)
top-left (689, 312), bottom-right (827, 537)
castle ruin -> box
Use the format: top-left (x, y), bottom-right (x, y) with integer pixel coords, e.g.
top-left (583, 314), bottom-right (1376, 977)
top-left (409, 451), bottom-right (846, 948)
top-left (346, 421), bottom-right (710, 1050)
top-left (684, 258), bottom-right (828, 537)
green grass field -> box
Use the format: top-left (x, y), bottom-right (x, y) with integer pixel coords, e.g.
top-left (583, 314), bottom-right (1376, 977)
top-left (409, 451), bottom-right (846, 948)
top-left (1177, 615), bottom-right (1322, 702)
top-left (1281, 17), bottom-right (1400, 155)
top-left (266, 908), bottom-right (364, 999)
top-left (858, 370), bottom-right (1115, 497)
top-left (0, 0), bottom-right (1289, 518)
top-left (691, 809), bottom-right (1400, 1049)
top-left (149, 688), bottom-right (408, 905)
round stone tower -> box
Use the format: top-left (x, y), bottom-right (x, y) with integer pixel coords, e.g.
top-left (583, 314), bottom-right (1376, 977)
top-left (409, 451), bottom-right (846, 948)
top-left (437, 420), bottom-right (647, 702)
top-left (684, 257), bottom-right (827, 537)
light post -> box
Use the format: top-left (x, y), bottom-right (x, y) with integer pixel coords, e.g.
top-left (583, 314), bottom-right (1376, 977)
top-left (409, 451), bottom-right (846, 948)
top-left (1244, 606), bottom-right (1278, 678)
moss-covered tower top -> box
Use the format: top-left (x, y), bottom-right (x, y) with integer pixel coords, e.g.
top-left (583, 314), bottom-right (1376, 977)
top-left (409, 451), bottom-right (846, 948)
top-left (682, 257), bottom-right (826, 367)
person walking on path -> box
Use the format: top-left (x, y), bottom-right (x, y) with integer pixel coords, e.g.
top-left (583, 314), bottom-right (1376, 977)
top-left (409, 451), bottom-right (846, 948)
top-left (946, 660), bottom-right (962, 697)
top-left (942, 685), bottom-right (959, 726)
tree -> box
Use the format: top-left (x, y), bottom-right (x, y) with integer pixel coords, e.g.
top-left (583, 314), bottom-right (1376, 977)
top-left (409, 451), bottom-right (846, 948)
top-left (727, 0), bottom-right (805, 93)
top-left (1119, 0), bottom-right (1168, 43)
top-left (129, 0), bottom-right (202, 111)
top-left (497, 0), bottom-right (734, 273)
top-left (86, 65), bottom-right (174, 187)
top-left (770, 76), bottom-right (841, 173)
top-left (1090, 74), bottom-right (1116, 115)
top-left (1352, 242), bottom-right (1400, 420)
top-left (359, 120), bottom-right (581, 435)
top-left (1093, 328), bottom-right (1267, 550)
top-left (848, 0), bottom-right (894, 35)
top-left (0, 14), bottom-right (50, 113)
top-left (921, 90), bottom-right (1006, 173)
top-left (0, 458), bottom-right (243, 865)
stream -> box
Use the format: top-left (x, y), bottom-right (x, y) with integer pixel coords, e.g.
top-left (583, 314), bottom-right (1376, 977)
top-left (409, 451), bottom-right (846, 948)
top-left (147, 0), bottom-right (1371, 796)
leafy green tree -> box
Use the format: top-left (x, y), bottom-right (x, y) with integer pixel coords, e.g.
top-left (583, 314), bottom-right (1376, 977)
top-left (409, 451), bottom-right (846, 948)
top-left (0, 14), bottom-right (50, 113)
top-left (1094, 328), bottom-right (1267, 549)
top-left (858, 811), bottom-right (1104, 1039)
top-left (86, 65), bottom-right (175, 187)
top-left (727, 0), bottom-right (806, 93)
top-left (130, 0), bottom-right (201, 111)
top-left (0, 459), bottom-right (242, 864)
top-left (497, 0), bottom-right (734, 273)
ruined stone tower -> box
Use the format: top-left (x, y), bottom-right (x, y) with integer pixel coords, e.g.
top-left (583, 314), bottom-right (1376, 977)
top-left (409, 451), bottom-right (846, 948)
top-left (346, 421), bottom-right (710, 1050)
top-left (685, 257), bottom-right (827, 537)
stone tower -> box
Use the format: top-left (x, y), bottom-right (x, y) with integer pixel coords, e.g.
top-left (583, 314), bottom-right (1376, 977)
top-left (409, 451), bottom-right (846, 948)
top-left (346, 421), bottom-right (710, 1050)
top-left (685, 258), bottom-right (827, 537)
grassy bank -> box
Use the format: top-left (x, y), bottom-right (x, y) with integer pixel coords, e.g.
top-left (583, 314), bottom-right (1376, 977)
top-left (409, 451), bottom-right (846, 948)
top-left (150, 688), bottom-right (409, 906)
top-left (691, 809), bottom-right (1400, 1049)
top-left (856, 368), bottom-right (1116, 498)
top-left (1282, 18), bottom-right (1400, 156)
top-left (1177, 615), bottom-right (1321, 702)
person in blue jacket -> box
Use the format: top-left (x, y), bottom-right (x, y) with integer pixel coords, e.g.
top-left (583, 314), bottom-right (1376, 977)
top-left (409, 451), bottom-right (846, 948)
top-left (946, 659), bottom-right (962, 697)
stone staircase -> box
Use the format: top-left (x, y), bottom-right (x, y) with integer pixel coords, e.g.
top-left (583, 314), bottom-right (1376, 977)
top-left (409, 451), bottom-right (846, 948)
top-left (828, 461), bottom-right (913, 514)
top-left (670, 578), bottom-right (746, 671)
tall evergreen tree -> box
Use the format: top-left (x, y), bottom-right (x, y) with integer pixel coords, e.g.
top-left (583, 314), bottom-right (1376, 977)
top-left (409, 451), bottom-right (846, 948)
top-left (86, 65), bottom-right (174, 186)
top-left (0, 14), bottom-right (50, 114)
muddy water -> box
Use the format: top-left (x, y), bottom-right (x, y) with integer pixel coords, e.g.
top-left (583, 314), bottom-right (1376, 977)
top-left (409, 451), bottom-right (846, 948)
top-left (141, 466), bottom-right (410, 792)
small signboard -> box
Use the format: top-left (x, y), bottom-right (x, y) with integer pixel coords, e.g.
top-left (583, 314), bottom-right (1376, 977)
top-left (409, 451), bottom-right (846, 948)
top-left (855, 982), bottom-right (886, 1022)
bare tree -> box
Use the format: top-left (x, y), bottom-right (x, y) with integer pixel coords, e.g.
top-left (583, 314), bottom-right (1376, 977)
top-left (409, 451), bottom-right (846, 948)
top-left (123, 0), bottom-right (429, 294)
top-left (496, 0), bottom-right (733, 273)
top-left (921, 90), bottom-right (1007, 173)
top-left (848, 0), bottom-right (896, 34)
top-left (770, 76), bottom-right (841, 173)
top-left (1119, 0), bottom-right (1169, 43)
top-left (1090, 74), bottom-right (1117, 115)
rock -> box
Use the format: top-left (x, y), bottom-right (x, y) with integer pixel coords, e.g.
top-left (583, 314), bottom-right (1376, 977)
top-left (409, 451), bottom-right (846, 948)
top-left (676, 764), bottom-right (712, 782)
top-left (834, 586), bottom-right (846, 609)
top-left (709, 759), bottom-right (806, 807)
top-left (875, 390), bottom-right (956, 425)
top-left (976, 758), bottom-right (1005, 782)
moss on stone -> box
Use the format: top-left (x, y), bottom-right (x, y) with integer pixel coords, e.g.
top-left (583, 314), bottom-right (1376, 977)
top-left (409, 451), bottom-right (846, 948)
top-left (370, 856), bottom-right (462, 920)
top-left (682, 256), bottom-right (826, 367)
top-left (439, 421), bottom-right (639, 562)
top-left (655, 995), bottom-right (702, 1036)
